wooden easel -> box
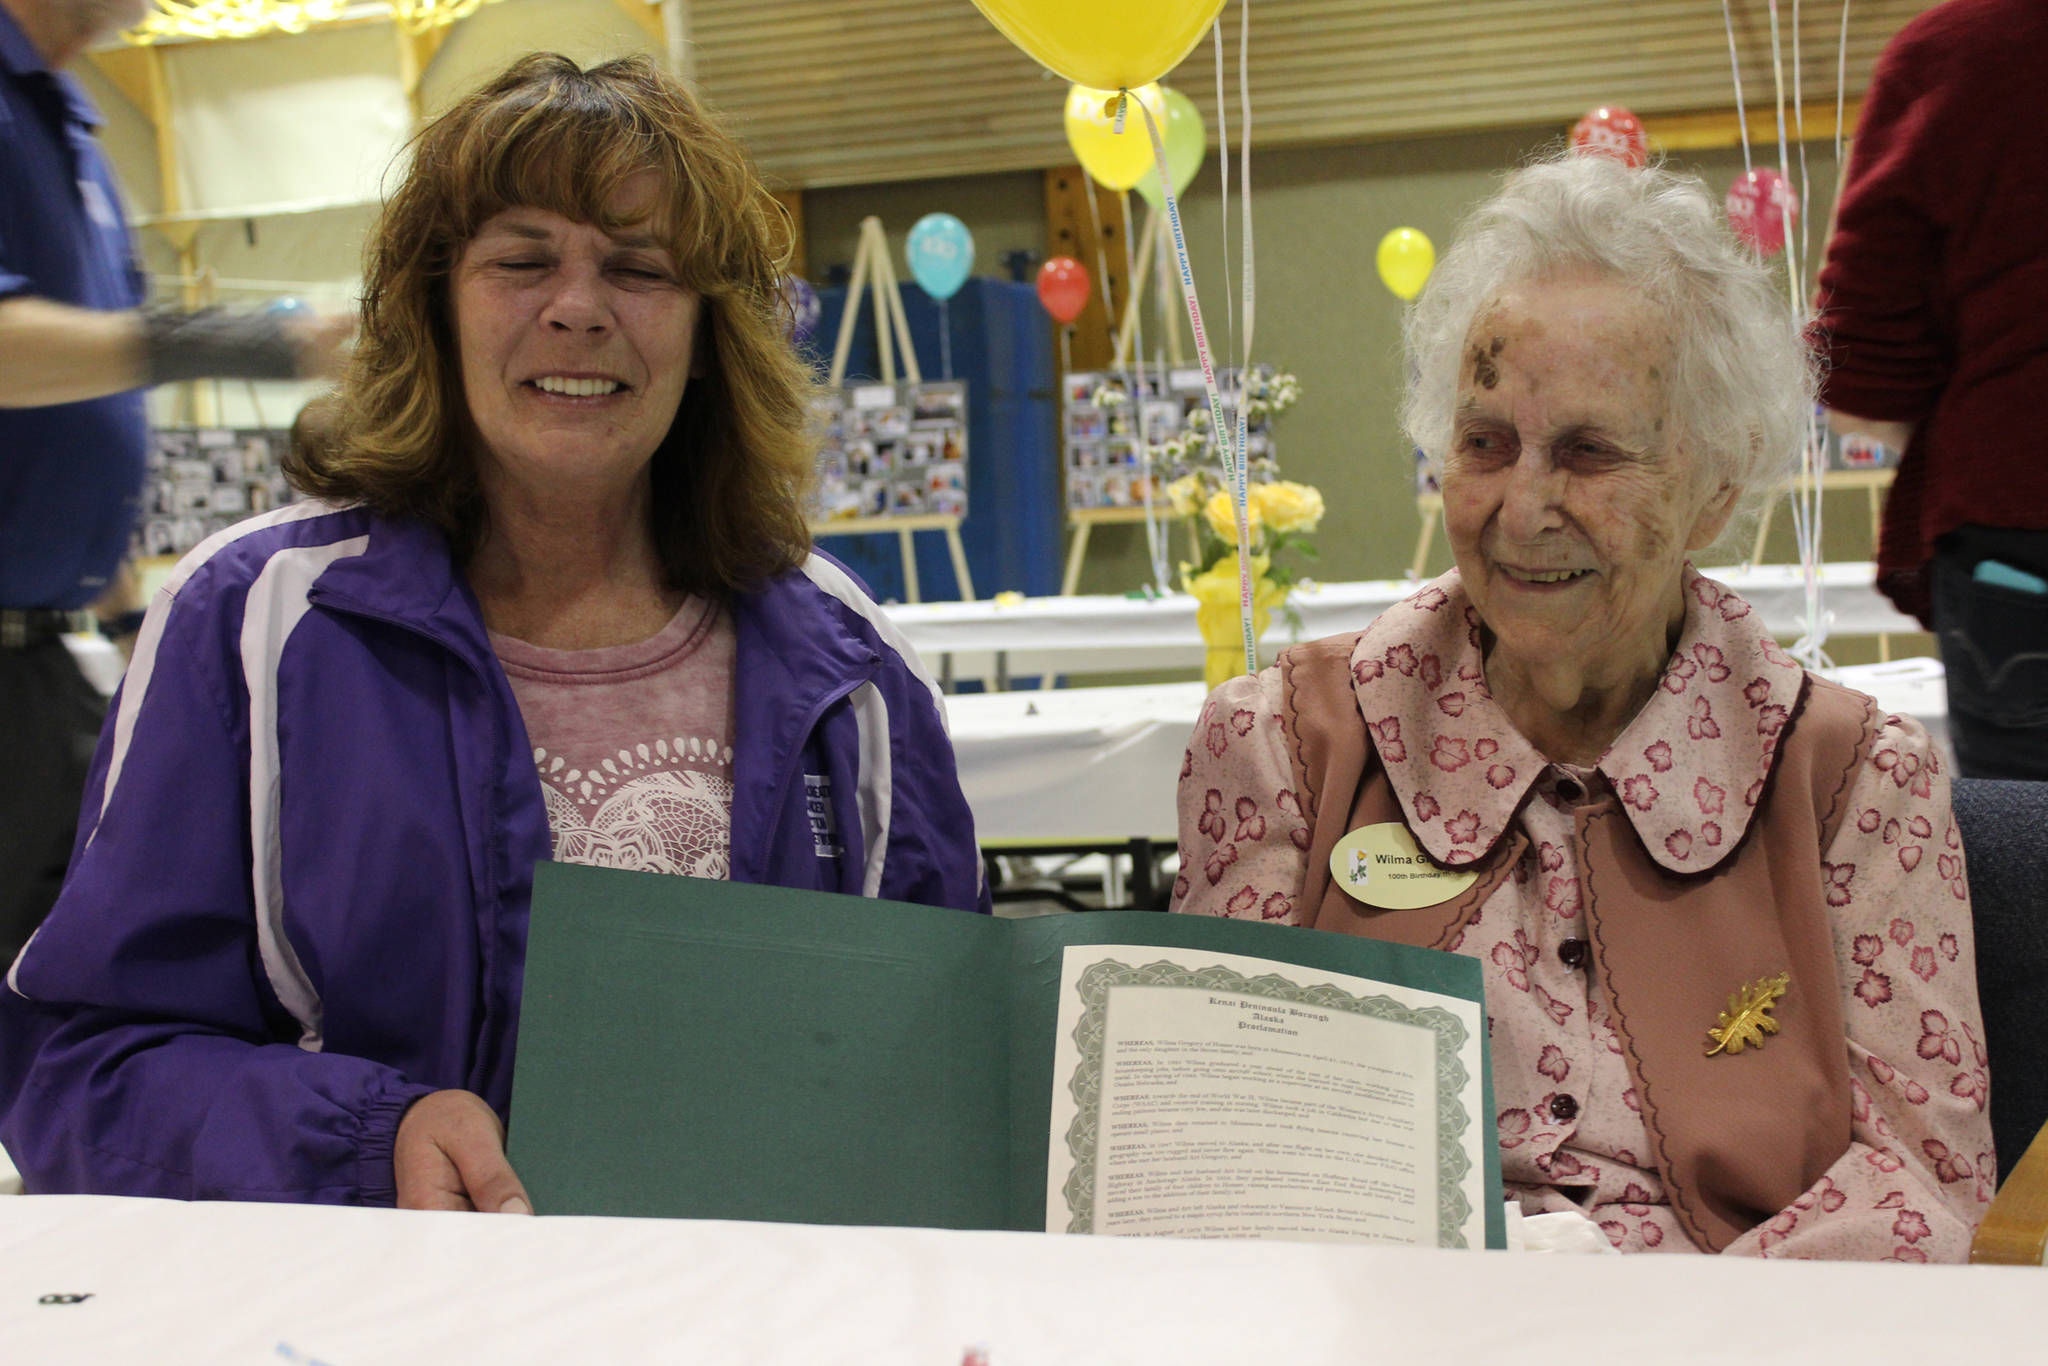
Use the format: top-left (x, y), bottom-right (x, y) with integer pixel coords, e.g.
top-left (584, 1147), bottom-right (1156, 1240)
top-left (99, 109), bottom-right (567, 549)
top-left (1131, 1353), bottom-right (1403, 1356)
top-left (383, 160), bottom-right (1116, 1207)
top-left (1410, 492), bottom-right (1442, 581)
top-left (1747, 468), bottom-right (1893, 567)
top-left (1063, 505), bottom-right (1161, 596)
top-left (816, 216), bottom-right (975, 604)
top-left (1745, 466), bottom-right (1898, 660)
top-left (1062, 207), bottom-right (1186, 596)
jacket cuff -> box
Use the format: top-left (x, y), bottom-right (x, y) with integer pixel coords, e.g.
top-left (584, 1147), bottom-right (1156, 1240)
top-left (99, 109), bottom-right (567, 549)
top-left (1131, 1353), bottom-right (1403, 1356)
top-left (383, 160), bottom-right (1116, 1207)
top-left (353, 1081), bottom-right (438, 1207)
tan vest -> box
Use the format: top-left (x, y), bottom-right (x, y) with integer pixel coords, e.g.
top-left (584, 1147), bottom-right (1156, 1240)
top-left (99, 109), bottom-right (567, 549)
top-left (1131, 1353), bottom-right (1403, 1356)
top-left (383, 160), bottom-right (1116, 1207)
top-left (1278, 632), bottom-right (1883, 1253)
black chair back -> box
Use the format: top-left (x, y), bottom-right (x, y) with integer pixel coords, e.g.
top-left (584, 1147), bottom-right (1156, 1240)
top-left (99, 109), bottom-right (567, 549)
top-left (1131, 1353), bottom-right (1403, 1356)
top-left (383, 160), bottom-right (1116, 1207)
top-left (1952, 777), bottom-right (2048, 1179)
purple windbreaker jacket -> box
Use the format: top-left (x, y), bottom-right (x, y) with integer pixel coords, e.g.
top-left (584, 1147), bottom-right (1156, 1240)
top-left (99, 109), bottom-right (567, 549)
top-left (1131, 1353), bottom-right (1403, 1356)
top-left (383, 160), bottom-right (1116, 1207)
top-left (0, 502), bottom-right (987, 1204)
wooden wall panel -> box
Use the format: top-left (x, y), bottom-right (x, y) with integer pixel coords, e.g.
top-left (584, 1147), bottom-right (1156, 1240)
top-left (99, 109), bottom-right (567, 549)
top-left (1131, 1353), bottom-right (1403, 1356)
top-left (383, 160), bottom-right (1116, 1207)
top-left (1042, 167), bottom-right (1129, 374)
top-left (691, 0), bottom-right (1934, 189)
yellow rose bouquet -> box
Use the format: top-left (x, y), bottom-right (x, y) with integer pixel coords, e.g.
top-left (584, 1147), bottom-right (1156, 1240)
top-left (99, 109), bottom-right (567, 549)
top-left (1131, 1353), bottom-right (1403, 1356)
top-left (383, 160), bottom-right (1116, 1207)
top-left (1153, 368), bottom-right (1322, 686)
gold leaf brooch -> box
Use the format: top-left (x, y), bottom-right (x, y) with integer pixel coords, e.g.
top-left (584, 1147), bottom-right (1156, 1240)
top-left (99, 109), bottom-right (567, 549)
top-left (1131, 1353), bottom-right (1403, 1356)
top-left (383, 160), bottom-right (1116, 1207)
top-left (1705, 972), bottom-right (1790, 1057)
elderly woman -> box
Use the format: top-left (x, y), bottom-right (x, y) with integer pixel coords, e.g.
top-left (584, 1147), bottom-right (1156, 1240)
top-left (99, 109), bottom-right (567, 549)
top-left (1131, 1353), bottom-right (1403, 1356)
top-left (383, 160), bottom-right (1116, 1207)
top-left (0, 54), bottom-right (984, 1211)
top-left (1174, 153), bottom-right (1993, 1260)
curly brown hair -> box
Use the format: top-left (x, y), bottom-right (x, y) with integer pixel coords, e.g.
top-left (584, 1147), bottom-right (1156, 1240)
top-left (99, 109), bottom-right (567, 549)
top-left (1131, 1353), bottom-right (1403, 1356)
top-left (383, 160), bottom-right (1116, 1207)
top-left (290, 52), bottom-right (817, 595)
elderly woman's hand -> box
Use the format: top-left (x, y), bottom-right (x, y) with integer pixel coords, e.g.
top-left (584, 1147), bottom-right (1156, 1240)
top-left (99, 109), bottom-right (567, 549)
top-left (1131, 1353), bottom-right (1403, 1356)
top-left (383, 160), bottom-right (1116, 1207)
top-left (394, 1089), bottom-right (533, 1214)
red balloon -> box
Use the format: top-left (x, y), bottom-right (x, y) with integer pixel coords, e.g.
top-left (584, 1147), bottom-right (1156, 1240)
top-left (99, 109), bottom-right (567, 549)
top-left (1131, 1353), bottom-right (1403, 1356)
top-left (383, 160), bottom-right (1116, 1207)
top-left (1570, 105), bottom-right (1649, 168)
top-left (1035, 256), bottom-right (1091, 325)
top-left (1725, 168), bottom-right (1799, 255)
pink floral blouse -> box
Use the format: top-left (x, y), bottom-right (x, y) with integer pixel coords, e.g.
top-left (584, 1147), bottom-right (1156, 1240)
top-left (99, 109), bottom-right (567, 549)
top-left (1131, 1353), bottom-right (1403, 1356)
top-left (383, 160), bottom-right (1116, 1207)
top-left (1171, 567), bottom-right (1994, 1259)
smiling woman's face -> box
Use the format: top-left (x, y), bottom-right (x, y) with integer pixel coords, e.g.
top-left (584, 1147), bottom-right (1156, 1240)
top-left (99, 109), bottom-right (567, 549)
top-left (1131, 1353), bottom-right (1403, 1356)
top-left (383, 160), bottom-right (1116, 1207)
top-left (451, 173), bottom-right (699, 507)
top-left (1441, 273), bottom-right (1736, 682)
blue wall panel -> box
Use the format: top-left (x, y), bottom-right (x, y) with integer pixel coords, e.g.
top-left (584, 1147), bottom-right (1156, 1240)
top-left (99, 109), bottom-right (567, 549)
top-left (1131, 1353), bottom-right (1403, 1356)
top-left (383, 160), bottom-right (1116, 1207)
top-left (811, 278), bottom-right (1059, 603)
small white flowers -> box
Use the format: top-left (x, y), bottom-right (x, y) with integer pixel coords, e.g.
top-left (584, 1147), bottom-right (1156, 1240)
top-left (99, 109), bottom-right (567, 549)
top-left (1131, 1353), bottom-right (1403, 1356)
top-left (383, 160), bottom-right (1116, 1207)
top-left (1243, 368), bottom-right (1301, 424)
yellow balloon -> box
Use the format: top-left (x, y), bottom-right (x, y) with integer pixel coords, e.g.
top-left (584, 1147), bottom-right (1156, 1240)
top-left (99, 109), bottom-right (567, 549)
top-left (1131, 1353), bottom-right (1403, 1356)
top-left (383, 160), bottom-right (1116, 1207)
top-left (1064, 83), bottom-right (1167, 192)
top-left (1376, 227), bottom-right (1435, 302)
top-left (971, 0), bottom-right (1225, 91)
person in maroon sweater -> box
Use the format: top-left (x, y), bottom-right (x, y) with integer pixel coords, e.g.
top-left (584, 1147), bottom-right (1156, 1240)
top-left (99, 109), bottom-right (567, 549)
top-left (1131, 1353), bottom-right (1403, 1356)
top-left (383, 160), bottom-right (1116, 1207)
top-left (1814, 0), bottom-right (2048, 779)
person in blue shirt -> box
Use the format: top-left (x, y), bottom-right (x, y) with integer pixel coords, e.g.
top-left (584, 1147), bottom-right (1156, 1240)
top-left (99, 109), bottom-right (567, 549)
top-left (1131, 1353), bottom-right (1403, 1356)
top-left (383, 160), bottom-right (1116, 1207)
top-left (0, 0), bottom-right (348, 962)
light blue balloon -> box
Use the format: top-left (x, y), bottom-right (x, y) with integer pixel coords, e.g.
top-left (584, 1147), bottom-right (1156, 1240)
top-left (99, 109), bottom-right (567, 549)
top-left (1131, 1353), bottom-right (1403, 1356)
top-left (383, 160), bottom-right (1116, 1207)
top-left (905, 213), bottom-right (974, 301)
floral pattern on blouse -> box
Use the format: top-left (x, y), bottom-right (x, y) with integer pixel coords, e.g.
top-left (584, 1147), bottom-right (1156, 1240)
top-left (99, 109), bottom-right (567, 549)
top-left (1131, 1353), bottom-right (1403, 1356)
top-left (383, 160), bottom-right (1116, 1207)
top-left (1172, 566), bottom-right (1993, 1260)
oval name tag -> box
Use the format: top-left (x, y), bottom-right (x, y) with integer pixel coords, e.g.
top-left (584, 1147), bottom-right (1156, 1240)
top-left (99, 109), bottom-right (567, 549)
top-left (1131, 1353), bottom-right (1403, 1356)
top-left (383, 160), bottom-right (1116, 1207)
top-left (1328, 822), bottom-right (1479, 909)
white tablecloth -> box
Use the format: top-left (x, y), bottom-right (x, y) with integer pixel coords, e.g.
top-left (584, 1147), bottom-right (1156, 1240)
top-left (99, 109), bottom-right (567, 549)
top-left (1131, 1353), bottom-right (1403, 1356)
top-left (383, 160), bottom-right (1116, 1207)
top-left (949, 659), bottom-right (1951, 844)
top-left (64, 564), bottom-right (1918, 696)
top-left (61, 594), bottom-right (1947, 848)
top-left (0, 1195), bottom-right (2033, 1364)
top-left (897, 563), bottom-right (1922, 683)
top-left (948, 683), bottom-right (1204, 843)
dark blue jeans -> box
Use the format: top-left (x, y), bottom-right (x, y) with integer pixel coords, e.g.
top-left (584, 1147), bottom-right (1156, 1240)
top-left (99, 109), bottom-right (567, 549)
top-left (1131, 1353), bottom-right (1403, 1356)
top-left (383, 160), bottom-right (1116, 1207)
top-left (1932, 527), bottom-right (2048, 780)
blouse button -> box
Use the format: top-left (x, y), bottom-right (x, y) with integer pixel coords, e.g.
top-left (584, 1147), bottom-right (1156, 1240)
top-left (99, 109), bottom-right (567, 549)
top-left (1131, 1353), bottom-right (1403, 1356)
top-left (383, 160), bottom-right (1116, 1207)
top-left (1555, 777), bottom-right (1585, 802)
top-left (1558, 938), bottom-right (1589, 970)
top-left (1550, 1093), bottom-right (1579, 1122)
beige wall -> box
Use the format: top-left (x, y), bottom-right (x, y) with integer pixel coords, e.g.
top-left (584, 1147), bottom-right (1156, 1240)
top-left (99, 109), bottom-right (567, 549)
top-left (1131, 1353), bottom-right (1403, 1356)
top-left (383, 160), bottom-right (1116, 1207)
top-left (676, 0), bottom-right (1934, 189)
top-left (1061, 130), bottom-right (1871, 594)
top-left (799, 127), bottom-right (1880, 614)
top-left (801, 171), bottom-right (1044, 299)
top-left (82, 15), bottom-right (1902, 654)
top-left (423, 0), bottom-right (660, 116)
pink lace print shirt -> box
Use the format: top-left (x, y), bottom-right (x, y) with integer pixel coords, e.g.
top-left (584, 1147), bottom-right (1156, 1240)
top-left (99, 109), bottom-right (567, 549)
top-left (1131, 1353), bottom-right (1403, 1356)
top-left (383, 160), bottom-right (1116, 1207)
top-left (1171, 566), bottom-right (1994, 1259)
top-left (495, 598), bottom-right (736, 879)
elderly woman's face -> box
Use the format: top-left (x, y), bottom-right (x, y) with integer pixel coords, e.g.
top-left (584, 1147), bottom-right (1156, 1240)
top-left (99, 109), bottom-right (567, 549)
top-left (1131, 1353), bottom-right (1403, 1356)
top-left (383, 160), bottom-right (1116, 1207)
top-left (1441, 274), bottom-right (1735, 678)
top-left (451, 174), bottom-right (698, 504)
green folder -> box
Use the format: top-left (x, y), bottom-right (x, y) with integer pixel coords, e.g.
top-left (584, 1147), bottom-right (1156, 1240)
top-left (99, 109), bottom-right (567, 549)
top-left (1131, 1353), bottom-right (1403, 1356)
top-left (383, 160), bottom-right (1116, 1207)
top-left (508, 861), bottom-right (1503, 1248)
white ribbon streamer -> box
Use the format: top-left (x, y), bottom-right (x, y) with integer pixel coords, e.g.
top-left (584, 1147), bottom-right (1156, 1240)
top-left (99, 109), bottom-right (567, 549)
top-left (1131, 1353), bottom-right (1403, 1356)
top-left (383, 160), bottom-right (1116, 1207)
top-left (1720, 0), bottom-right (1755, 174)
top-left (1132, 87), bottom-right (1256, 676)
top-left (1233, 0), bottom-right (1256, 608)
top-left (1121, 194), bottom-right (1171, 595)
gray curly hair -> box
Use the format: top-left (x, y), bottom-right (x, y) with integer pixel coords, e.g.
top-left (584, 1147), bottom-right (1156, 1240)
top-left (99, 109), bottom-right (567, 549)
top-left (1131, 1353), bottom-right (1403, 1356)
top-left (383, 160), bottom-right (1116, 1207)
top-left (1400, 152), bottom-right (1812, 525)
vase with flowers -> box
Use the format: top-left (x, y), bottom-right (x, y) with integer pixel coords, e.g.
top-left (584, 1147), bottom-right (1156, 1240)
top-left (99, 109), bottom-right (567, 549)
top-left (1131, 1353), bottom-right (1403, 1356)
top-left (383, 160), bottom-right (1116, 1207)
top-left (1156, 367), bottom-right (1323, 689)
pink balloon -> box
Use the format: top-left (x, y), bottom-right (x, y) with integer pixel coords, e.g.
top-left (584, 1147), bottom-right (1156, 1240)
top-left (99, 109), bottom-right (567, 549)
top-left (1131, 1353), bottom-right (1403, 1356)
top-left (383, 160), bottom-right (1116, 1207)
top-left (1725, 168), bottom-right (1799, 255)
top-left (1569, 105), bottom-right (1649, 169)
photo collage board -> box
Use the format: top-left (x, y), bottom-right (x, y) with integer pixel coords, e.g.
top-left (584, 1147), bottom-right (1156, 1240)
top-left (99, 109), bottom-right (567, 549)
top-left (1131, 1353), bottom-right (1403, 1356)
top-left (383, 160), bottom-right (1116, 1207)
top-left (1062, 366), bottom-right (1272, 512)
top-left (811, 380), bottom-right (969, 523)
top-left (137, 428), bottom-right (297, 560)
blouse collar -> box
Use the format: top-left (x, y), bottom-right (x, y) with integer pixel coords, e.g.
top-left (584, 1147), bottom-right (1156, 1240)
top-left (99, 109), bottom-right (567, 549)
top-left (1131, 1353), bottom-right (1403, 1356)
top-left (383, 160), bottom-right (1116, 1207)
top-left (1347, 566), bottom-right (1808, 873)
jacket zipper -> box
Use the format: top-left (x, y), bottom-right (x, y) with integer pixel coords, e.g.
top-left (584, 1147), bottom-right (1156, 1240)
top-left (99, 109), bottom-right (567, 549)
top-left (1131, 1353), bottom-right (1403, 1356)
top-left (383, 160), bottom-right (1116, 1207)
top-left (307, 587), bottom-right (521, 1094)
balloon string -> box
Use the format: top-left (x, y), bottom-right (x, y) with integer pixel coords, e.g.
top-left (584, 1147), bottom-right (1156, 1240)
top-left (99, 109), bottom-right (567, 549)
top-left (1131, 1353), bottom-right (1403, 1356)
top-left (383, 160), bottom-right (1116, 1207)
top-left (1152, 221), bottom-right (1181, 577)
top-left (1233, 0), bottom-right (1256, 617)
top-left (1078, 173), bottom-right (1120, 363)
top-left (1720, 0), bottom-right (1754, 175)
top-left (1766, 0), bottom-right (1824, 668)
top-left (1793, 0), bottom-right (1814, 294)
top-left (1212, 20), bottom-right (1235, 366)
top-left (1766, 0), bottom-right (1799, 312)
top-left (1792, 0), bottom-right (1826, 668)
top-left (1136, 93), bottom-right (1255, 678)
top-left (1123, 192), bottom-right (1170, 593)
top-left (1154, 213), bottom-right (1177, 364)
top-left (938, 298), bottom-right (953, 381)
top-left (1809, 3), bottom-right (1854, 659)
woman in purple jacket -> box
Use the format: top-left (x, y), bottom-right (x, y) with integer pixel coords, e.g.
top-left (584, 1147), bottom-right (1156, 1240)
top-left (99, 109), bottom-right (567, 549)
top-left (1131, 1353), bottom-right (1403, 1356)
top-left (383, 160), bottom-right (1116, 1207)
top-left (0, 54), bottom-right (986, 1211)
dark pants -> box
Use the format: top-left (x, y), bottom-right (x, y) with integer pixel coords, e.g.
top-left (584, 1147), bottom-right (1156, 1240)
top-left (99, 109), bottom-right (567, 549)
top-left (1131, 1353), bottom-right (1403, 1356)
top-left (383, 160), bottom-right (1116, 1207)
top-left (1932, 526), bottom-right (2048, 781)
top-left (0, 641), bottom-right (107, 965)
